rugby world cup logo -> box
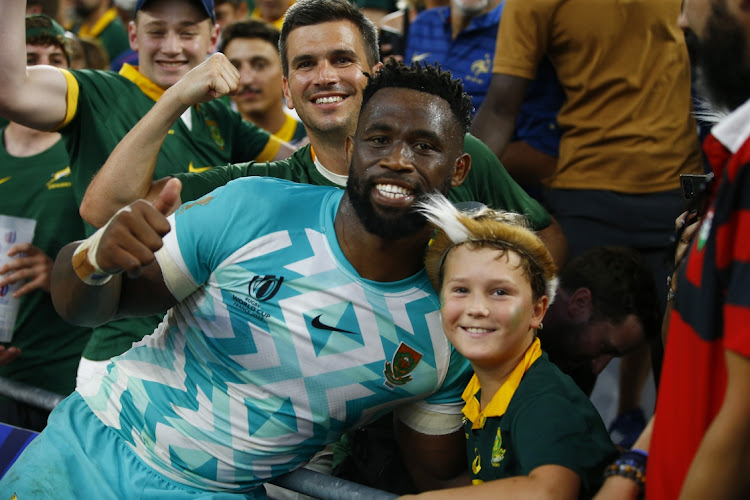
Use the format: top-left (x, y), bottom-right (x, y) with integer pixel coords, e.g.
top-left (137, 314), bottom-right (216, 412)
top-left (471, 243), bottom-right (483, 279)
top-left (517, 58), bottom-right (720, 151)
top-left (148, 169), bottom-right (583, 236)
top-left (4, 231), bottom-right (17, 244)
top-left (248, 275), bottom-right (284, 302)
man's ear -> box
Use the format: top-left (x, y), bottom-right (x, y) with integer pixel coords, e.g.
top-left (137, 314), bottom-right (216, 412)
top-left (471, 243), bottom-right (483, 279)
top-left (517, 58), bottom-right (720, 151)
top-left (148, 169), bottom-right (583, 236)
top-left (282, 76), bottom-right (294, 109)
top-left (451, 153), bottom-right (471, 187)
top-left (208, 22), bottom-right (220, 54)
top-left (345, 135), bottom-right (355, 166)
top-left (128, 20), bottom-right (138, 51)
top-left (568, 287), bottom-right (593, 323)
top-left (371, 61), bottom-right (384, 75)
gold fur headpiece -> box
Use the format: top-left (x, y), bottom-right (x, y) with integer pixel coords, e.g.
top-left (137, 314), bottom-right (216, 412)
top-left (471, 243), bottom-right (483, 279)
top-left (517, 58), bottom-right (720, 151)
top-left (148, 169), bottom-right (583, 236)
top-left (418, 193), bottom-right (559, 302)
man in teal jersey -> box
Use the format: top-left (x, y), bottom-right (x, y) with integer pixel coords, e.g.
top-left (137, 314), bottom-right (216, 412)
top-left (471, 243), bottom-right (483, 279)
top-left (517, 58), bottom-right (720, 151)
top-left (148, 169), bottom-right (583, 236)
top-left (6, 61), bottom-right (475, 498)
top-left (0, 15), bottom-right (91, 431)
top-left (0, 0), bottom-right (295, 386)
top-left (81, 0), bottom-right (567, 264)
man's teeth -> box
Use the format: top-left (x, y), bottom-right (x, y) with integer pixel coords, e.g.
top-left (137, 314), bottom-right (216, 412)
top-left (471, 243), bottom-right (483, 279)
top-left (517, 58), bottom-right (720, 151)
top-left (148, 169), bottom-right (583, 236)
top-left (315, 96), bottom-right (344, 104)
top-left (160, 62), bottom-right (183, 67)
top-left (376, 184), bottom-right (413, 199)
top-left (465, 327), bottom-right (491, 334)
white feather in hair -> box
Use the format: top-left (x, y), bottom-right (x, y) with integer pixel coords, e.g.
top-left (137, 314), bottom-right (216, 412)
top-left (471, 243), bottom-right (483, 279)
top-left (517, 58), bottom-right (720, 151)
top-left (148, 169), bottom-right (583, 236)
top-left (416, 193), bottom-right (473, 243)
top-left (546, 277), bottom-right (559, 306)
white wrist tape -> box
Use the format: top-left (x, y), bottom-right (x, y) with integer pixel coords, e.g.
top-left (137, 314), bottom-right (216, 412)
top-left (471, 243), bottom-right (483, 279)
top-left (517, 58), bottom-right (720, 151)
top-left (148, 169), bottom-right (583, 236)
top-left (395, 402), bottom-right (464, 435)
top-left (72, 207), bottom-right (131, 286)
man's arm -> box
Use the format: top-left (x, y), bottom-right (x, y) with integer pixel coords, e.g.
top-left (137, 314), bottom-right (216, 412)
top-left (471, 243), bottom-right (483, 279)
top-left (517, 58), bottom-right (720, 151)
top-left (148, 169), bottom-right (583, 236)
top-left (593, 417), bottom-right (653, 500)
top-left (537, 216), bottom-right (569, 268)
top-left (470, 74), bottom-right (529, 164)
top-left (501, 141), bottom-right (558, 186)
top-left (0, 1), bottom-right (69, 130)
top-left (79, 53), bottom-right (240, 227)
top-left (678, 350), bottom-right (750, 498)
top-left (52, 180), bottom-right (182, 326)
top-left (394, 417), bottom-right (469, 492)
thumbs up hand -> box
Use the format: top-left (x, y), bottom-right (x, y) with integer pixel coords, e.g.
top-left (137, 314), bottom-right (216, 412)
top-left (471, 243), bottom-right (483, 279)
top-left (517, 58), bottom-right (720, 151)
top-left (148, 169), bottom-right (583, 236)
top-left (93, 178), bottom-right (183, 278)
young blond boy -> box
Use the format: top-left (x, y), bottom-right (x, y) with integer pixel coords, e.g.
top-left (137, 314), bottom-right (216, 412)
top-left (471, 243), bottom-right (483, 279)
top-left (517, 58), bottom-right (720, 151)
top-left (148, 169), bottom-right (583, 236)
top-left (402, 195), bottom-right (617, 499)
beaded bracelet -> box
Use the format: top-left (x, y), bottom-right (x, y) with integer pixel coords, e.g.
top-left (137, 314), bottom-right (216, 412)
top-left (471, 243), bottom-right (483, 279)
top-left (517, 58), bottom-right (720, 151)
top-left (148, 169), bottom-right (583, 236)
top-left (603, 449), bottom-right (647, 494)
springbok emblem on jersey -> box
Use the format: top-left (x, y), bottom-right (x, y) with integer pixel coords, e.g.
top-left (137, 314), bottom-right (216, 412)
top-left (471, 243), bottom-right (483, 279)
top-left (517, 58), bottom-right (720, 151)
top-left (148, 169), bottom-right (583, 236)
top-left (206, 120), bottom-right (225, 150)
top-left (384, 342), bottom-right (423, 387)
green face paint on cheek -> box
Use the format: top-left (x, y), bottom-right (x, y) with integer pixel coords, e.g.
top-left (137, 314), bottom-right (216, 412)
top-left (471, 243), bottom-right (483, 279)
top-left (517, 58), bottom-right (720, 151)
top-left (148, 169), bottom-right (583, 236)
top-left (508, 304), bottom-right (526, 332)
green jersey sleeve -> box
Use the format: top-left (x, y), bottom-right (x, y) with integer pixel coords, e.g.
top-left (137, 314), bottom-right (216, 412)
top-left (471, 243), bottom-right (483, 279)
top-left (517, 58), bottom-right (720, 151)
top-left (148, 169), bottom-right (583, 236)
top-left (449, 134), bottom-right (551, 231)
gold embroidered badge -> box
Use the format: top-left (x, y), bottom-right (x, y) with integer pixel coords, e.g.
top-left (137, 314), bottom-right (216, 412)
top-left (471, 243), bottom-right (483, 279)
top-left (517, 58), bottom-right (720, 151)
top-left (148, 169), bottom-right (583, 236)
top-left (491, 427), bottom-right (506, 466)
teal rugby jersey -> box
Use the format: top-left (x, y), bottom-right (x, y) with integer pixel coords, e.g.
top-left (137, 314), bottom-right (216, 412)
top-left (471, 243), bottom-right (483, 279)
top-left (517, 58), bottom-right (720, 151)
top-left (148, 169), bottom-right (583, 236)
top-left (79, 178), bottom-right (471, 492)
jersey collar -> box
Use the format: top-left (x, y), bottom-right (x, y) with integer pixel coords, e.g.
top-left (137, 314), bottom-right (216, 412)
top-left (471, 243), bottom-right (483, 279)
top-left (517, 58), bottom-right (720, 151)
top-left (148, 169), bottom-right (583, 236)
top-left (119, 64), bottom-right (166, 102)
top-left (711, 97), bottom-right (750, 154)
top-left (310, 146), bottom-right (348, 186)
top-left (462, 337), bottom-right (542, 430)
top-left (78, 7), bottom-right (120, 38)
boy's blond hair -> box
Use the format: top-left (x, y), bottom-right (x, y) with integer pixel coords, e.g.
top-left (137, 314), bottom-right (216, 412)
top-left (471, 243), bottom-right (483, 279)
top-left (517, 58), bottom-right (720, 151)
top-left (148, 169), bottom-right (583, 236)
top-left (418, 194), bottom-right (559, 302)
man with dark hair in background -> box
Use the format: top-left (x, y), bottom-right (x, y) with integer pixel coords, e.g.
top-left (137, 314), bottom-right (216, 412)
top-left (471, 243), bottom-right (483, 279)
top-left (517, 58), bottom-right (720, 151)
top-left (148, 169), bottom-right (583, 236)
top-left (220, 19), bottom-right (307, 145)
top-left (541, 247), bottom-right (660, 395)
top-left (215, 0), bottom-right (248, 29)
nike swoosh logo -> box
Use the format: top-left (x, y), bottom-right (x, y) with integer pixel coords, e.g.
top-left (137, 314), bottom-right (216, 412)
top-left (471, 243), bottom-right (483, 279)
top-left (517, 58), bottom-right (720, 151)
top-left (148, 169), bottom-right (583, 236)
top-left (411, 52), bottom-right (431, 62)
top-left (188, 161), bottom-right (212, 173)
top-left (0, 176), bottom-right (10, 185)
top-left (311, 314), bottom-right (357, 335)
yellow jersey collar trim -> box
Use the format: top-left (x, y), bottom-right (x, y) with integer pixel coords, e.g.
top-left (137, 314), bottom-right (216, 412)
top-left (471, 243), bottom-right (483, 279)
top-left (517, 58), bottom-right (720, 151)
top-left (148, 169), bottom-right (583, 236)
top-left (274, 113), bottom-right (298, 143)
top-left (462, 337), bottom-right (542, 430)
top-left (119, 64), bottom-right (166, 102)
top-left (79, 7), bottom-right (119, 38)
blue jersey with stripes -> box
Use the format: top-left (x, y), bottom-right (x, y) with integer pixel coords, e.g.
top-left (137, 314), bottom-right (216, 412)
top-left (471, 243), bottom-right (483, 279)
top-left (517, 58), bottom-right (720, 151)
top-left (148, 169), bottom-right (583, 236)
top-left (79, 177), bottom-right (471, 492)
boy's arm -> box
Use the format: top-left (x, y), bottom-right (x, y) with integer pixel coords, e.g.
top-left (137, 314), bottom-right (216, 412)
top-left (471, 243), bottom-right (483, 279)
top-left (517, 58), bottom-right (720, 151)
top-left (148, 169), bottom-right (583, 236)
top-left (398, 463), bottom-right (579, 499)
top-left (52, 180), bottom-right (182, 326)
top-left (0, 1), bottom-right (69, 130)
top-left (79, 53), bottom-right (240, 228)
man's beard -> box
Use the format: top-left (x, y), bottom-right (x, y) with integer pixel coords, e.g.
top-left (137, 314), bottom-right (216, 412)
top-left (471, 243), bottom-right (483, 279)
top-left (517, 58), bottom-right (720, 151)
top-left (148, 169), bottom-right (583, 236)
top-left (694, 0), bottom-right (750, 112)
top-left (345, 163), bottom-right (452, 240)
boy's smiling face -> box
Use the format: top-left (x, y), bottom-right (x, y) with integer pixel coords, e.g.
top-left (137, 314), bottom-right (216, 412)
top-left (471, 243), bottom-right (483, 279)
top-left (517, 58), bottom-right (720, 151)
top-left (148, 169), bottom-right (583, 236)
top-left (440, 245), bottom-right (547, 370)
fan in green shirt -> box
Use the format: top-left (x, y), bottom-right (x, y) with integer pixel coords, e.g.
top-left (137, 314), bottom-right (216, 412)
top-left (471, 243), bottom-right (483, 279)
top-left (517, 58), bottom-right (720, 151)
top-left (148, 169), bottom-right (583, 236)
top-left (0, 15), bottom-right (91, 431)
